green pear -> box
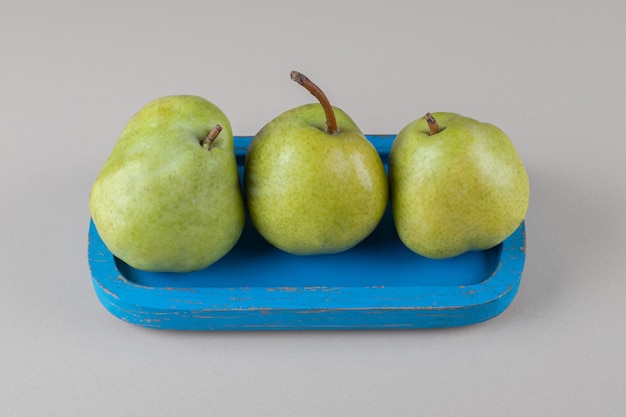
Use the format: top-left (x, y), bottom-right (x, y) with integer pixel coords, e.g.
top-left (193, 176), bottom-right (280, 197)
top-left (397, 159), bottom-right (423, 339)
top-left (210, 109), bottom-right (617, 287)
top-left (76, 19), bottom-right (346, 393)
top-left (244, 71), bottom-right (388, 255)
top-left (89, 95), bottom-right (245, 272)
top-left (388, 112), bottom-right (529, 259)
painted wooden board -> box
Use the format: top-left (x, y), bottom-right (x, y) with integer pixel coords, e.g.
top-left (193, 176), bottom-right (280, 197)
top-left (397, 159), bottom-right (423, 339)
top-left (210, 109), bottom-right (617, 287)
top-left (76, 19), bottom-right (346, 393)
top-left (87, 135), bottom-right (526, 330)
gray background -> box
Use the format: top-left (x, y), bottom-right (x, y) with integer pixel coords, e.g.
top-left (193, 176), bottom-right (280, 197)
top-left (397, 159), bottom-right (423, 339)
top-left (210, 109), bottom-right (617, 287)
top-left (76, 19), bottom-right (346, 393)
top-left (2, 0), bottom-right (625, 415)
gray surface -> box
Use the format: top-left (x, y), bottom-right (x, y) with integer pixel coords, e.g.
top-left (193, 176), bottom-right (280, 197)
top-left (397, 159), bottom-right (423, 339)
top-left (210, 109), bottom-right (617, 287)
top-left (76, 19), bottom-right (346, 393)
top-left (2, 1), bottom-right (625, 415)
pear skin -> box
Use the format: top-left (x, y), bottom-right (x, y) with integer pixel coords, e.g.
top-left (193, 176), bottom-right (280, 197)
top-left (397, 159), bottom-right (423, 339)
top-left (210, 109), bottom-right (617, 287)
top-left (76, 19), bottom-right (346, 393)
top-left (245, 103), bottom-right (388, 255)
top-left (389, 112), bottom-right (529, 258)
top-left (89, 95), bottom-right (245, 272)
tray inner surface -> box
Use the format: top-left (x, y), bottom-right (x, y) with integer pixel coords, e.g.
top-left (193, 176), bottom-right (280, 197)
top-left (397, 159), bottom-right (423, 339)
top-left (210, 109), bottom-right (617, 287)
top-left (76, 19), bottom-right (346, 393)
top-left (116, 208), bottom-right (503, 289)
top-left (111, 135), bottom-right (503, 290)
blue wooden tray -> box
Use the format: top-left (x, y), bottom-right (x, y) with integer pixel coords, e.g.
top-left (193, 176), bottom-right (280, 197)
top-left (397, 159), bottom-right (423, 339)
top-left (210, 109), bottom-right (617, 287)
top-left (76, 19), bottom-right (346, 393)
top-left (88, 135), bottom-right (526, 331)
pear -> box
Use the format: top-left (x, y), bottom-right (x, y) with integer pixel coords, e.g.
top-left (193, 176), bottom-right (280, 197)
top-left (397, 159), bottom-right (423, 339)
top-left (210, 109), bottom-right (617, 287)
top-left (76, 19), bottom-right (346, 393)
top-left (388, 112), bottom-right (529, 259)
top-left (244, 71), bottom-right (388, 255)
top-left (89, 95), bottom-right (245, 272)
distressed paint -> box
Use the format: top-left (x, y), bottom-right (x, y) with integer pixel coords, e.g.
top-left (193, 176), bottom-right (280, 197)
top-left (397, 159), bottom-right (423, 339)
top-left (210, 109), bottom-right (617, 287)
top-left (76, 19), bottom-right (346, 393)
top-left (87, 135), bottom-right (526, 331)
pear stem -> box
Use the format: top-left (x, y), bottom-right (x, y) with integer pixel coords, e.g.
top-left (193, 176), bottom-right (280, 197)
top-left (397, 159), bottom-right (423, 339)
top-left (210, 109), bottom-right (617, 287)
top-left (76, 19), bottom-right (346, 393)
top-left (290, 71), bottom-right (339, 134)
top-left (425, 113), bottom-right (441, 135)
top-left (202, 124), bottom-right (222, 150)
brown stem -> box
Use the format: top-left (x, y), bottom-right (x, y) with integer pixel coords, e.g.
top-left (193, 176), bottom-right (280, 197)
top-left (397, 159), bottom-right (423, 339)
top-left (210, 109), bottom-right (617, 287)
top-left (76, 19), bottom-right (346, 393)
top-left (290, 71), bottom-right (339, 134)
top-left (425, 113), bottom-right (441, 135)
top-left (202, 124), bottom-right (222, 149)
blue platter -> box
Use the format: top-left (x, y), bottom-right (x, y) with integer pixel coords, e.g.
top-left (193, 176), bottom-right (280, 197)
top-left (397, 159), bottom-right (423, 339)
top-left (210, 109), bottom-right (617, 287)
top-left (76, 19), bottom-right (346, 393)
top-left (88, 135), bottom-right (526, 331)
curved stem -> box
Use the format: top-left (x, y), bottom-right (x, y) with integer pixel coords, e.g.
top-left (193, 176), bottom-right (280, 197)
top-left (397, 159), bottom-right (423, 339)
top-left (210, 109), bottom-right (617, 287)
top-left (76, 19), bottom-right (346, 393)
top-left (291, 71), bottom-right (339, 134)
top-left (425, 113), bottom-right (441, 135)
top-left (202, 124), bottom-right (222, 149)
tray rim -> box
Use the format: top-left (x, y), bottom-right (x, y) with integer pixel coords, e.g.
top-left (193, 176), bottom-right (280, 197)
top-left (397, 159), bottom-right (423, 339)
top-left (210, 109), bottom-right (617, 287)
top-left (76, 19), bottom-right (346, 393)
top-left (87, 134), bottom-right (527, 330)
